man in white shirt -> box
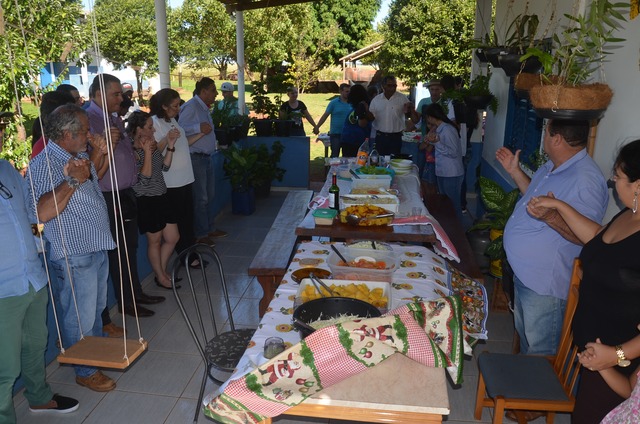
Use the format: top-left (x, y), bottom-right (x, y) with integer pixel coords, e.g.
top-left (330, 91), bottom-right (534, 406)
top-left (369, 75), bottom-right (418, 155)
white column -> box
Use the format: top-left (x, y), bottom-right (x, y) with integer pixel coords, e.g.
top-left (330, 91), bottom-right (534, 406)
top-left (236, 10), bottom-right (246, 113)
top-left (155, 0), bottom-right (170, 89)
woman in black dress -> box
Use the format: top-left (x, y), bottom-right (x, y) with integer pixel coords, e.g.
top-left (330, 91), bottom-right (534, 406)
top-left (527, 139), bottom-right (640, 423)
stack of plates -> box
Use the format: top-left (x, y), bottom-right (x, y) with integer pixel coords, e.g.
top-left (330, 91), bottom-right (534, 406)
top-left (389, 159), bottom-right (413, 175)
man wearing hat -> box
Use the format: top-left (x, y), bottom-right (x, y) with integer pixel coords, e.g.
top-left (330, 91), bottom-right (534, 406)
top-left (216, 82), bottom-right (247, 117)
top-left (120, 83), bottom-right (139, 119)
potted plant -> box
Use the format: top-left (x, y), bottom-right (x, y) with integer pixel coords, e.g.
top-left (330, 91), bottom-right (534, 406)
top-left (251, 141), bottom-right (286, 198)
top-left (497, 14), bottom-right (544, 76)
top-left (221, 143), bottom-right (258, 215)
top-left (522, 0), bottom-right (627, 120)
top-left (250, 82), bottom-right (281, 137)
top-left (468, 176), bottom-right (519, 277)
top-left (211, 102), bottom-right (250, 147)
top-left (463, 74), bottom-right (499, 115)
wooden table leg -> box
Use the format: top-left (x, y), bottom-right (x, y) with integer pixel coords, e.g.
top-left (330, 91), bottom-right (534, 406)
top-left (257, 275), bottom-right (280, 317)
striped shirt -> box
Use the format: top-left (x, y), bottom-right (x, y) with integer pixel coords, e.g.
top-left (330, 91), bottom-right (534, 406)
top-left (26, 142), bottom-right (115, 261)
top-left (132, 149), bottom-right (169, 197)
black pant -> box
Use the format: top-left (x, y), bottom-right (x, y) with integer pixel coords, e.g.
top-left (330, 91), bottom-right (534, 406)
top-left (101, 188), bottom-right (142, 325)
top-left (375, 131), bottom-right (402, 156)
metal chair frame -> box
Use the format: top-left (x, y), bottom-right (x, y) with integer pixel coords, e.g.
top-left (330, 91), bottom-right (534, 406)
top-left (171, 243), bottom-right (255, 424)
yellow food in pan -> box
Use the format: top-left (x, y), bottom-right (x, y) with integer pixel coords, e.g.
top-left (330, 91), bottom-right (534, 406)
top-left (339, 205), bottom-right (393, 226)
top-left (300, 283), bottom-right (388, 308)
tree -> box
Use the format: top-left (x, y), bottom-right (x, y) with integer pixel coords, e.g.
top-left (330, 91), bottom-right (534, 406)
top-left (91, 0), bottom-right (159, 100)
top-left (378, 0), bottom-right (476, 85)
top-left (171, 0), bottom-right (236, 78)
top-left (311, 0), bottom-right (381, 65)
top-left (0, 0), bottom-right (88, 168)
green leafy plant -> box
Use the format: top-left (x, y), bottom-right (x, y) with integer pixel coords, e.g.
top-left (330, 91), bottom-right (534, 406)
top-left (446, 74), bottom-right (498, 115)
top-left (249, 81), bottom-right (281, 119)
top-left (504, 14), bottom-right (540, 54)
top-left (468, 177), bottom-right (519, 260)
top-left (211, 100), bottom-right (249, 130)
top-left (521, 0), bottom-right (626, 86)
top-left (221, 143), bottom-right (259, 191)
top-left (252, 141), bottom-right (286, 188)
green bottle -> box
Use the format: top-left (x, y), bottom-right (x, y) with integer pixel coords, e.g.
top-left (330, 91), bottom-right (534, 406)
top-left (329, 172), bottom-right (340, 211)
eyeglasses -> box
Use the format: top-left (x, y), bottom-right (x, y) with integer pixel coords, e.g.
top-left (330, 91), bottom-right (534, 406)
top-left (0, 181), bottom-right (12, 199)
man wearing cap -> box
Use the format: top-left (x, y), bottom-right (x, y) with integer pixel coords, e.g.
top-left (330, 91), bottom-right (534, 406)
top-left (216, 82), bottom-right (248, 117)
top-left (120, 83), bottom-right (139, 119)
top-left (179, 77), bottom-right (228, 245)
top-left (313, 83), bottom-right (351, 157)
top-left (369, 75), bottom-right (418, 156)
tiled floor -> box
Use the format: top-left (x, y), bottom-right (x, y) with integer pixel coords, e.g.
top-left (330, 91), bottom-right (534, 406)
top-left (12, 190), bottom-right (570, 423)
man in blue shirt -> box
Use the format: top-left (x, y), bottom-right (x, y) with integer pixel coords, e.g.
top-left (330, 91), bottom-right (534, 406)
top-left (497, 119), bottom-right (608, 355)
top-left (314, 83), bottom-right (352, 157)
top-left (179, 77), bottom-right (227, 245)
top-left (27, 104), bottom-right (117, 392)
top-left (0, 124), bottom-right (79, 421)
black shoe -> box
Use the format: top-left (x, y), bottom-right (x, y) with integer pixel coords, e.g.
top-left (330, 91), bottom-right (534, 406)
top-left (119, 304), bottom-right (154, 317)
top-left (137, 292), bottom-right (165, 304)
top-left (154, 277), bottom-right (181, 290)
top-left (29, 394), bottom-right (79, 414)
top-left (189, 259), bottom-right (209, 270)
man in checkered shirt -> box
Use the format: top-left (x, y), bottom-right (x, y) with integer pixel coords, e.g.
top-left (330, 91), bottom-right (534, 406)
top-left (26, 104), bottom-right (118, 393)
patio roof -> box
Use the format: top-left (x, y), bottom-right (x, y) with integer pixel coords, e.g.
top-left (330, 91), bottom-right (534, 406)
top-left (339, 40), bottom-right (384, 63)
top-left (218, 0), bottom-right (316, 12)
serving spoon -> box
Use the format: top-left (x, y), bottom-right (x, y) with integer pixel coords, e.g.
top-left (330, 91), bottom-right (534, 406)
top-left (345, 212), bottom-right (395, 226)
top-left (309, 272), bottom-right (336, 296)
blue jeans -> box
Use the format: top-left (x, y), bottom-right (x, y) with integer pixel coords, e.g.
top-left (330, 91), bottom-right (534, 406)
top-left (51, 251), bottom-right (108, 378)
top-left (513, 274), bottom-right (566, 355)
top-left (191, 153), bottom-right (216, 239)
top-left (437, 175), bottom-right (464, 221)
top-left (329, 134), bottom-right (341, 158)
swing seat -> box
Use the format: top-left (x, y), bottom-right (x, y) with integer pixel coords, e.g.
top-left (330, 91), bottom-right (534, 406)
top-left (57, 336), bottom-right (148, 369)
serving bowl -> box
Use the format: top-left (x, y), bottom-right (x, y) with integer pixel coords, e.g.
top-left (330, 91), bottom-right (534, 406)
top-left (292, 297), bottom-right (381, 338)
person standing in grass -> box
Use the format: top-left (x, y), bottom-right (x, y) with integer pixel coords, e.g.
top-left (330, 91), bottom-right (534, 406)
top-left (314, 83), bottom-right (352, 157)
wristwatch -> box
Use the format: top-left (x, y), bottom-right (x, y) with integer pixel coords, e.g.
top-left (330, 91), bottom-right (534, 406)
top-left (65, 175), bottom-right (80, 189)
top-left (615, 345), bottom-right (631, 367)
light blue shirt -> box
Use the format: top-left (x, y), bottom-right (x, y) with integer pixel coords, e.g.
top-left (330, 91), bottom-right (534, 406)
top-left (433, 122), bottom-right (463, 177)
top-left (179, 95), bottom-right (217, 155)
top-left (504, 149), bottom-right (608, 299)
top-left (323, 97), bottom-right (352, 135)
top-left (26, 142), bottom-right (115, 261)
top-left (0, 160), bottom-right (48, 298)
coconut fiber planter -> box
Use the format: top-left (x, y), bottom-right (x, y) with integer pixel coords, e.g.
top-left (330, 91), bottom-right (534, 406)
top-left (529, 83), bottom-right (612, 120)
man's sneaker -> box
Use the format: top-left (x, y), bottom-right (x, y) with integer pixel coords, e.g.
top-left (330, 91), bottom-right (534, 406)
top-left (195, 236), bottom-right (216, 247)
top-left (208, 229), bottom-right (228, 238)
top-left (76, 371), bottom-right (116, 392)
top-left (103, 323), bottom-right (125, 338)
top-left (29, 394), bottom-right (79, 414)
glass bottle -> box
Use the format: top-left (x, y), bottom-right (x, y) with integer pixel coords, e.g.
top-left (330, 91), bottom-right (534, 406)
top-left (329, 172), bottom-right (340, 211)
top-left (369, 142), bottom-right (379, 166)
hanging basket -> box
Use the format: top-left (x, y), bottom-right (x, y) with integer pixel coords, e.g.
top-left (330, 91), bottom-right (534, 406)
top-left (514, 74), bottom-right (562, 100)
top-left (484, 47), bottom-right (508, 68)
top-left (498, 54), bottom-right (542, 77)
top-left (530, 83), bottom-right (613, 120)
top-left (464, 94), bottom-right (495, 110)
top-left (475, 48), bottom-right (489, 63)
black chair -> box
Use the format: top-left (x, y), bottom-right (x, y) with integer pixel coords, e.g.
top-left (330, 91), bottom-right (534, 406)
top-left (171, 244), bottom-right (255, 424)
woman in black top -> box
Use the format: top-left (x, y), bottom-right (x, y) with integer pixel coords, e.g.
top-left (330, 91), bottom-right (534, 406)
top-left (279, 86), bottom-right (317, 136)
top-left (527, 139), bottom-right (640, 423)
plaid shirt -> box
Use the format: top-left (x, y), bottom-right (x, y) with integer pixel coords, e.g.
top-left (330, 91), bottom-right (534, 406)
top-left (26, 142), bottom-right (115, 261)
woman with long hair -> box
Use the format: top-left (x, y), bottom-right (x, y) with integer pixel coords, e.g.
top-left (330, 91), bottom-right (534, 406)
top-left (279, 86), bottom-right (317, 136)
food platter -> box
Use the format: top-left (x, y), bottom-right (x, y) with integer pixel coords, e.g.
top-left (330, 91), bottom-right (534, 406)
top-left (290, 267), bottom-right (332, 284)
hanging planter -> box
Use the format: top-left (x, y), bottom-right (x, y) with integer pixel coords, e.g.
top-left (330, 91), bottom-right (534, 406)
top-left (521, 0), bottom-right (626, 119)
top-left (484, 47), bottom-right (507, 68)
top-left (464, 94), bottom-right (496, 111)
top-left (498, 54), bottom-right (542, 77)
top-left (514, 73), bottom-right (562, 100)
top-left (529, 83), bottom-right (612, 120)
top-left (475, 48), bottom-right (489, 63)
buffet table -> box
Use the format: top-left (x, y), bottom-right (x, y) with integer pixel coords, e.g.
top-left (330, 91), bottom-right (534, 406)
top-left (296, 164), bottom-right (459, 261)
top-left (203, 240), bottom-right (488, 423)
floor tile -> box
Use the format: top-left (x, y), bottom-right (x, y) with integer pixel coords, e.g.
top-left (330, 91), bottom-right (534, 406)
top-left (82, 391), bottom-right (176, 424)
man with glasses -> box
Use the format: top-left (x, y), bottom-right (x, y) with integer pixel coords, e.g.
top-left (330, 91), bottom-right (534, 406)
top-left (179, 77), bottom-right (228, 246)
top-left (87, 74), bottom-right (165, 324)
top-left (369, 75), bottom-right (418, 156)
top-left (0, 116), bottom-right (80, 421)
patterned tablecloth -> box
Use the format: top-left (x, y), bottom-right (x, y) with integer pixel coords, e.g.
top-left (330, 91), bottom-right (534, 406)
top-left (202, 240), bottom-right (488, 422)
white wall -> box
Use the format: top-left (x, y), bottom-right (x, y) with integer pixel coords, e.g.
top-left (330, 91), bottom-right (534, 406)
top-left (483, 0), bottom-right (640, 222)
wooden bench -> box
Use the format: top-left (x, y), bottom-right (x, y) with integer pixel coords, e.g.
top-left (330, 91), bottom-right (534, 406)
top-left (249, 190), bottom-right (314, 317)
top-left (423, 191), bottom-right (484, 282)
